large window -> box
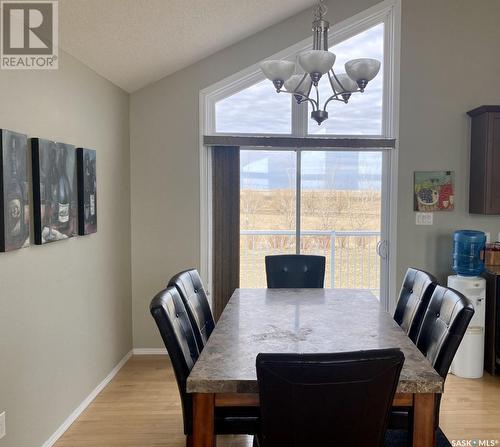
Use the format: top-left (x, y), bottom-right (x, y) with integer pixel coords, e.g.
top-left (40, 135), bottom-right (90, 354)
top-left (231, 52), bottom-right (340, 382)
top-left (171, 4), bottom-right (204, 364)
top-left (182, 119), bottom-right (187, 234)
top-left (240, 149), bottom-right (383, 296)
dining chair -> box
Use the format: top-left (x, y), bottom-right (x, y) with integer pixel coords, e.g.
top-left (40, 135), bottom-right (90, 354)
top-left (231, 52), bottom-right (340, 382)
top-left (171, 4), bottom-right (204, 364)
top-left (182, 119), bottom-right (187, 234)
top-left (168, 269), bottom-right (215, 351)
top-left (150, 287), bottom-right (259, 447)
top-left (265, 254), bottom-right (326, 288)
top-left (256, 349), bottom-right (405, 447)
top-left (393, 268), bottom-right (437, 342)
top-left (416, 283), bottom-right (474, 386)
top-left (391, 284), bottom-right (474, 432)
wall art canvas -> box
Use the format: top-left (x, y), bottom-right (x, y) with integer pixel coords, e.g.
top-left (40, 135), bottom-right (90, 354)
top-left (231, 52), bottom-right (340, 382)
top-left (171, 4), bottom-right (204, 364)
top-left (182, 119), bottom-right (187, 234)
top-left (77, 148), bottom-right (97, 235)
top-left (414, 171), bottom-right (455, 211)
top-left (32, 138), bottom-right (77, 244)
top-left (0, 129), bottom-right (30, 252)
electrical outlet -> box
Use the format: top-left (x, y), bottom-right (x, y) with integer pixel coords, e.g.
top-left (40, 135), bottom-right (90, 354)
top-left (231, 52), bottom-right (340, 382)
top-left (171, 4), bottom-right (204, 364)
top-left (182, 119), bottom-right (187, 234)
top-left (416, 212), bottom-right (433, 225)
top-left (0, 411), bottom-right (5, 439)
top-left (485, 232), bottom-right (491, 243)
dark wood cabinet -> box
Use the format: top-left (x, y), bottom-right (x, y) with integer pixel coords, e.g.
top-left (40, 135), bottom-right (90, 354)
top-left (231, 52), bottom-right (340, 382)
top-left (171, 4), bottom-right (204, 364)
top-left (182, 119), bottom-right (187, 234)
top-left (468, 105), bottom-right (500, 214)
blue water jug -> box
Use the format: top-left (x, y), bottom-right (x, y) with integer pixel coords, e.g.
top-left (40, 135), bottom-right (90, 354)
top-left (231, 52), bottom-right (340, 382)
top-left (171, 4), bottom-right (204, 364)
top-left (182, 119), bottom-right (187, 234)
top-left (452, 230), bottom-right (486, 276)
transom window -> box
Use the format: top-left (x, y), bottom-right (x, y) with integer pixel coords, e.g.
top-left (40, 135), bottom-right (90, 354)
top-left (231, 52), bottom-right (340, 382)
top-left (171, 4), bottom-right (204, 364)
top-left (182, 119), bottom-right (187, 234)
top-left (214, 22), bottom-right (385, 137)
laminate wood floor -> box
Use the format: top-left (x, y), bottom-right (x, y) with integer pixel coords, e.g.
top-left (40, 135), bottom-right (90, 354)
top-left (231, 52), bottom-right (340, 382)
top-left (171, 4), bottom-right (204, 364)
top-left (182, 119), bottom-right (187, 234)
top-left (54, 355), bottom-right (500, 447)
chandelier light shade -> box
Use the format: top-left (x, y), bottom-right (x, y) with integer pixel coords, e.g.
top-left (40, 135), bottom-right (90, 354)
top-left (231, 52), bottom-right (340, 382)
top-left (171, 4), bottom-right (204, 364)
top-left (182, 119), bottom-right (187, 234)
top-left (284, 74), bottom-right (312, 98)
top-left (344, 58), bottom-right (381, 90)
top-left (259, 60), bottom-right (295, 90)
top-left (298, 50), bottom-right (336, 82)
top-left (259, 0), bottom-right (381, 125)
top-left (330, 73), bottom-right (358, 93)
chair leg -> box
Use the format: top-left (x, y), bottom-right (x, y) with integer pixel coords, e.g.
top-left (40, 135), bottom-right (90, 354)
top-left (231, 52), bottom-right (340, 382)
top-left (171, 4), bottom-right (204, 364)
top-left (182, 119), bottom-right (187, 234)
top-left (186, 434), bottom-right (193, 447)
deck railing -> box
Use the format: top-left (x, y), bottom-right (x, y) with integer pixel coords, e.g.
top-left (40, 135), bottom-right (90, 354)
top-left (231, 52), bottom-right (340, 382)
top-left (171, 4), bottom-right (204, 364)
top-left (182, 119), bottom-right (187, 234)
top-left (240, 229), bottom-right (381, 294)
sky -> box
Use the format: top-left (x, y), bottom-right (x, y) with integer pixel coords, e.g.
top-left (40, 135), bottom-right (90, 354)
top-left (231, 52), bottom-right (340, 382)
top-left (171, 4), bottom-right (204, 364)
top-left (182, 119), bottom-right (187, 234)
top-left (215, 23), bottom-right (384, 136)
top-left (240, 150), bottom-right (382, 191)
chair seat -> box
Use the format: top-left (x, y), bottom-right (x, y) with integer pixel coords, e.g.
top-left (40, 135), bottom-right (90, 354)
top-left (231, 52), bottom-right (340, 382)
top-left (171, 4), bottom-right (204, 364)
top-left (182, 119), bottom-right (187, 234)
top-left (215, 406), bottom-right (260, 435)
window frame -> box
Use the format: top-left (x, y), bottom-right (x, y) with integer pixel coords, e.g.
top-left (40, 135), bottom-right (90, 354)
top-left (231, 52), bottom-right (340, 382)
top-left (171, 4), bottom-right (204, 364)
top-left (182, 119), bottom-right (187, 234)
top-left (199, 0), bottom-right (401, 311)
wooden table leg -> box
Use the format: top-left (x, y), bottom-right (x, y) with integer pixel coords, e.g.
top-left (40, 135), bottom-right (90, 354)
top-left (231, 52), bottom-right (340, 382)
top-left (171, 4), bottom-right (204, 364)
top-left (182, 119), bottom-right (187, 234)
top-left (193, 393), bottom-right (215, 447)
top-left (413, 393), bottom-right (436, 447)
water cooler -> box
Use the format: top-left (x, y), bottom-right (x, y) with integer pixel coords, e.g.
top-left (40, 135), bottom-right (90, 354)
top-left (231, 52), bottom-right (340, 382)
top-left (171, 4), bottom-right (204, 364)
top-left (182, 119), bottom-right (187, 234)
top-left (448, 275), bottom-right (486, 378)
top-left (448, 230), bottom-right (487, 378)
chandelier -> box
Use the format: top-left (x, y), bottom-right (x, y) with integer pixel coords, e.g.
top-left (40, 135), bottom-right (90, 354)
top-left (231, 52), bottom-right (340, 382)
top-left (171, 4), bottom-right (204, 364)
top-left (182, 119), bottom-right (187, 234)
top-left (259, 0), bottom-right (381, 125)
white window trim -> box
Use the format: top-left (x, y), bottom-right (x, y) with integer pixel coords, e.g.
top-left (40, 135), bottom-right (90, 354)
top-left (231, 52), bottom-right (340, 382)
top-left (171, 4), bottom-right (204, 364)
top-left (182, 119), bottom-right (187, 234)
top-left (199, 0), bottom-right (401, 310)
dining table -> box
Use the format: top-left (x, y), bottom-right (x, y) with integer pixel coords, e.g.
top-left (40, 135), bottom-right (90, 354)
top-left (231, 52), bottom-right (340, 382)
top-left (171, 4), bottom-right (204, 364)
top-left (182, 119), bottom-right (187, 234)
top-left (187, 288), bottom-right (444, 447)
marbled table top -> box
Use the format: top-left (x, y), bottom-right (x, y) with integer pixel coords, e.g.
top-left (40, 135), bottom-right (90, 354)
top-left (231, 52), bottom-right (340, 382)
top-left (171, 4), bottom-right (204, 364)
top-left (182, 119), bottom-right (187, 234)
top-left (187, 289), bottom-right (444, 394)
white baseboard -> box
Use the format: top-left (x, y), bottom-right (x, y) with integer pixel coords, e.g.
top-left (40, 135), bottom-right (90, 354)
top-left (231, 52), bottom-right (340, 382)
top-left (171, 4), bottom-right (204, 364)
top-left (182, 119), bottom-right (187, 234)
top-left (41, 350), bottom-right (133, 447)
top-left (132, 348), bottom-right (167, 355)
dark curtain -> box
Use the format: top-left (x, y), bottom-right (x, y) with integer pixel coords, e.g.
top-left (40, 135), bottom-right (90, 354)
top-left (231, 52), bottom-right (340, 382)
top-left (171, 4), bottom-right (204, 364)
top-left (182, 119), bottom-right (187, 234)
top-left (212, 146), bottom-right (240, 321)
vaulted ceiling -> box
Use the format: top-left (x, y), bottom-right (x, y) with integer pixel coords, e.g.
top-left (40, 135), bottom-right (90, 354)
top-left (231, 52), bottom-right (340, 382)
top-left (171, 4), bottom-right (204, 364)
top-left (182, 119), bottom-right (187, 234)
top-left (59, 0), bottom-right (316, 92)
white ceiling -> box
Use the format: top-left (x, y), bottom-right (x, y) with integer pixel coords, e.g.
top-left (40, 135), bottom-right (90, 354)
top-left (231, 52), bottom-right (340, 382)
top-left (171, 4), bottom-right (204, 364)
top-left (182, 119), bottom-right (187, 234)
top-left (59, 0), bottom-right (316, 93)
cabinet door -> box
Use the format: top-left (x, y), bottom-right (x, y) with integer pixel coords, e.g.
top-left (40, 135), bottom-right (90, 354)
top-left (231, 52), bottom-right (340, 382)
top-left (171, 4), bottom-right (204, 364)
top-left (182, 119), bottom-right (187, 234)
top-left (487, 113), bottom-right (500, 213)
top-left (470, 114), bottom-right (489, 213)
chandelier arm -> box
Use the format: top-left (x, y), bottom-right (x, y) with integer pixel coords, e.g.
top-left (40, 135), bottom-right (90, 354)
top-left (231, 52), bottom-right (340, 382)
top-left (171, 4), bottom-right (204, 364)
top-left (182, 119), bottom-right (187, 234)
top-left (327, 71), bottom-right (339, 96)
top-left (277, 89), bottom-right (318, 111)
top-left (323, 93), bottom-right (351, 111)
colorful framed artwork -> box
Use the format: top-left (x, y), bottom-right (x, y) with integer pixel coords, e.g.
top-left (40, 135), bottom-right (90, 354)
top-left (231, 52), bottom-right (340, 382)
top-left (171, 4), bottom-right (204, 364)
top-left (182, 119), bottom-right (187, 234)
top-left (0, 129), bottom-right (30, 252)
top-left (77, 148), bottom-right (97, 235)
top-left (414, 171), bottom-right (455, 211)
top-left (32, 138), bottom-right (77, 244)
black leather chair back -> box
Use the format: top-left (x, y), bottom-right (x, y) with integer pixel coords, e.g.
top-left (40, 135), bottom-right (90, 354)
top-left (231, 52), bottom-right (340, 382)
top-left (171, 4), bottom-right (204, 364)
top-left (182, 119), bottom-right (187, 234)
top-left (256, 349), bottom-right (405, 447)
top-left (416, 285), bottom-right (474, 379)
top-left (415, 285), bottom-right (474, 429)
top-left (169, 269), bottom-right (215, 351)
top-left (265, 255), bottom-right (326, 288)
top-left (150, 286), bottom-right (199, 434)
top-left (394, 268), bottom-right (437, 342)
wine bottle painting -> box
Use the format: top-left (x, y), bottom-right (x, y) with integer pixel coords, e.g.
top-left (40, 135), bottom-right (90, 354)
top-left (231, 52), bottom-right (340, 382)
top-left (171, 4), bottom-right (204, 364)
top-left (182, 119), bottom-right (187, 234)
top-left (77, 148), bottom-right (97, 235)
top-left (0, 129), bottom-right (30, 252)
top-left (32, 139), bottom-right (77, 244)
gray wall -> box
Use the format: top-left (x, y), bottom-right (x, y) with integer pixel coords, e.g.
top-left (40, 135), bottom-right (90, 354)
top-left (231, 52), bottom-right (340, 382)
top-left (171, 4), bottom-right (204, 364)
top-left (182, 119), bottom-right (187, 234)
top-left (130, 0), bottom-right (500, 350)
top-left (397, 0), bottom-right (500, 285)
top-left (0, 50), bottom-right (132, 447)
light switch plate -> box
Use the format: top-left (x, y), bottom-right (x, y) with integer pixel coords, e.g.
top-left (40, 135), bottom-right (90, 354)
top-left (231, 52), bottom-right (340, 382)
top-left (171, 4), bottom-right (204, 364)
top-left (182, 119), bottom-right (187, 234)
top-left (416, 212), bottom-right (433, 225)
top-left (0, 411), bottom-right (5, 439)
top-left (486, 232), bottom-right (491, 243)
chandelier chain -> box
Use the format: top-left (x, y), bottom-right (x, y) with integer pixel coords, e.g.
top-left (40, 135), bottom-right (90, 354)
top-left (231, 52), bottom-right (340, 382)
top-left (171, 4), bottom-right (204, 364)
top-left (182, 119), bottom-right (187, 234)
top-left (313, 0), bottom-right (327, 21)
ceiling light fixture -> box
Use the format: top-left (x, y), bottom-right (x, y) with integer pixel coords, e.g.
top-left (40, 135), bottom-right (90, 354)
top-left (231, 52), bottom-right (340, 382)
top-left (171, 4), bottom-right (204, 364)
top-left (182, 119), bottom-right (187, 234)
top-left (260, 0), bottom-right (381, 125)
